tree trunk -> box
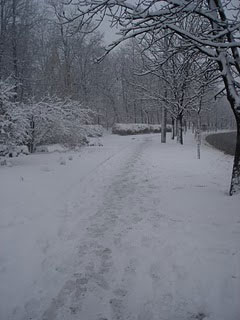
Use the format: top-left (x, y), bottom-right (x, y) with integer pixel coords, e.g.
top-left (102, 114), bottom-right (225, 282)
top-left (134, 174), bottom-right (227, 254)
top-left (175, 118), bottom-right (178, 139)
top-left (161, 106), bottom-right (167, 143)
top-left (105, 109), bottom-right (109, 130)
top-left (28, 117), bottom-right (35, 153)
top-left (179, 115), bottom-right (183, 145)
top-left (145, 111), bottom-right (149, 124)
top-left (157, 110), bottom-right (160, 124)
top-left (0, 0), bottom-right (6, 79)
top-left (184, 120), bottom-right (187, 134)
top-left (196, 114), bottom-right (201, 160)
top-left (134, 101), bottom-right (137, 123)
top-left (171, 117), bottom-right (175, 140)
top-left (177, 115), bottom-right (183, 144)
top-left (12, 0), bottom-right (18, 97)
top-left (217, 56), bottom-right (240, 195)
top-left (229, 117), bottom-right (240, 195)
top-left (192, 122), bottom-right (195, 134)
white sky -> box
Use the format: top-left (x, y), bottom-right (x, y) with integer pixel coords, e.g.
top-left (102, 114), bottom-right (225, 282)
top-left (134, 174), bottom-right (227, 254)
top-left (98, 17), bottom-right (119, 45)
top-left (98, 0), bottom-right (239, 45)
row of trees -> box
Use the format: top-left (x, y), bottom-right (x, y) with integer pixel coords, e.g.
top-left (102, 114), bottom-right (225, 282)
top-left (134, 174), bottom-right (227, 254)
top-left (0, 0), bottom-right (232, 125)
top-left (0, 0), bottom-right (106, 149)
top-left (0, 0), bottom-right (238, 193)
top-left (57, 0), bottom-right (240, 195)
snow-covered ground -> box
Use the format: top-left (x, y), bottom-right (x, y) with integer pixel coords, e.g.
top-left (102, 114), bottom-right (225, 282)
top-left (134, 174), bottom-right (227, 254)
top-left (0, 133), bottom-right (240, 320)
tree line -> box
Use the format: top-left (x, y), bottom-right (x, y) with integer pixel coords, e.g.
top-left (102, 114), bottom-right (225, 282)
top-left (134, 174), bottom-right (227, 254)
top-left (56, 0), bottom-right (240, 195)
top-left (0, 0), bottom-right (237, 193)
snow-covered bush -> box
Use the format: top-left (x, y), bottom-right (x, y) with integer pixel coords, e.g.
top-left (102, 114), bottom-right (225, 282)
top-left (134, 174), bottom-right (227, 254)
top-left (0, 158), bottom-right (12, 166)
top-left (59, 99), bottom-right (94, 146)
top-left (25, 97), bottom-right (95, 152)
top-left (35, 144), bottom-right (67, 153)
top-left (0, 84), bottom-right (96, 154)
top-left (25, 98), bottom-right (66, 152)
top-left (112, 123), bottom-right (171, 135)
top-left (0, 79), bottom-right (29, 147)
top-left (0, 144), bottom-right (29, 157)
top-left (81, 124), bottom-right (104, 137)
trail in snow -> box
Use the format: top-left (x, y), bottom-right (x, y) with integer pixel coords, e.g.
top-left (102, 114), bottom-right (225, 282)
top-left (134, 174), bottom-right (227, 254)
top-left (0, 134), bottom-right (240, 320)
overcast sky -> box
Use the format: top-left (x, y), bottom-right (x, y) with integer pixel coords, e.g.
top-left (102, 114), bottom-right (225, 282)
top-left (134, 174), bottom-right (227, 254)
top-left (98, 18), bottom-right (119, 45)
top-left (97, 0), bottom-right (239, 45)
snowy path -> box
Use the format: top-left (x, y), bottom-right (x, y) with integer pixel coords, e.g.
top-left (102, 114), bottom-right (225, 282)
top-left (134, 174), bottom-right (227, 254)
top-left (0, 134), bottom-right (240, 320)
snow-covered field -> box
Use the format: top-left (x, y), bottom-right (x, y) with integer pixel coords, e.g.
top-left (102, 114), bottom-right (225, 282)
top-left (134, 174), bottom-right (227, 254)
top-left (0, 133), bottom-right (240, 320)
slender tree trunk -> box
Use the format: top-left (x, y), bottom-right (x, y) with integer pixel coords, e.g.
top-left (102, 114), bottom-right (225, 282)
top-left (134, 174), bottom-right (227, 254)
top-left (179, 115), bottom-right (183, 145)
top-left (28, 116), bottom-right (35, 153)
top-left (0, 0), bottom-right (6, 79)
top-left (157, 110), bottom-right (160, 124)
top-left (175, 118), bottom-right (178, 139)
top-left (184, 120), bottom-right (187, 134)
top-left (192, 122), bottom-right (195, 134)
top-left (161, 106), bottom-right (167, 143)
top-left (12, 0), bottom-right (18, 83)
top-left (105, 109), bottom-right (109, 130)
top-left (171, 117), bottom-right (175, 140)
top-left (145, 111), bottom-right (149, 124)
top-left (134, 101), bottom-right (137, 123)
top-left (196, 114), bottom-right (201, 160)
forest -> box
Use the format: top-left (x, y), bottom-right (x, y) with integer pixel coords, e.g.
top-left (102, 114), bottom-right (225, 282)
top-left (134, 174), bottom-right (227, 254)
top-left (0, 0), bottom-right (235, 150)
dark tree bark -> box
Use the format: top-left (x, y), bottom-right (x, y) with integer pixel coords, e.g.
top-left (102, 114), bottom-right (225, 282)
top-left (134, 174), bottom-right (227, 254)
top-left (178, 114), bottom-right (183, 145)
top-left (217, 55), bottom-right (240, 195)
top-left (28, 116), bottom-right (35, 153)
top-left (161, 106), bottom-right (167, 143)
top-left (171, 117), bottom-right (175, 140)
top-left (12, 0), bottom-right (18, 82)
top-left (0, 0), bottom-right (6, 78)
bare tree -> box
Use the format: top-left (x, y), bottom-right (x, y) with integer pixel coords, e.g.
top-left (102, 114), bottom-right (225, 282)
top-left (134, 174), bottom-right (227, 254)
top-left (62, 0), bottom-right (240, 195)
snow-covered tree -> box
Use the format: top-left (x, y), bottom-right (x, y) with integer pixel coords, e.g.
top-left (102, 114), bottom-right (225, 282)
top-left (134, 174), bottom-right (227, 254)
top-left (63, 0), bottom-right (240, 195)
top-left (0, 79), bottom-right (29, 146)
top-left (25, 97), bottom-right (95, 152)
